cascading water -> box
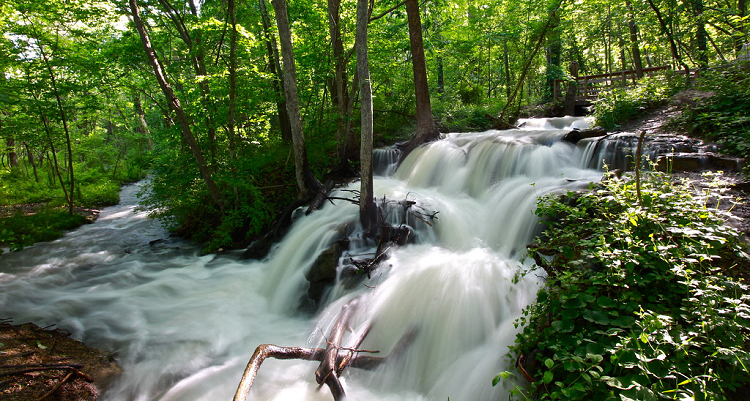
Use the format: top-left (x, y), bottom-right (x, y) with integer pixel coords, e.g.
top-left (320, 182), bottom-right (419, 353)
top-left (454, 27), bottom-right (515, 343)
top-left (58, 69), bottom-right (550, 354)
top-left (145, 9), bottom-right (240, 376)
top-left (1, 118), bottom-right (605, 401)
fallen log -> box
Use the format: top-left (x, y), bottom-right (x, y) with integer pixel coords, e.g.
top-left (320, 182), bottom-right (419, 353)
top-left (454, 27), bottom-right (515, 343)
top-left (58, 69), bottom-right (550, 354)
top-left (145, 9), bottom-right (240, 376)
top-left (234, 299), bottom-right (417, 401)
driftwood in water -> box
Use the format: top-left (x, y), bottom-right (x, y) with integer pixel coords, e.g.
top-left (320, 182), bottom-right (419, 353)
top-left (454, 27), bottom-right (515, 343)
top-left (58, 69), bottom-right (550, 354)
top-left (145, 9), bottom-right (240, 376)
top-left (233, 300), bottom-right (417, 401)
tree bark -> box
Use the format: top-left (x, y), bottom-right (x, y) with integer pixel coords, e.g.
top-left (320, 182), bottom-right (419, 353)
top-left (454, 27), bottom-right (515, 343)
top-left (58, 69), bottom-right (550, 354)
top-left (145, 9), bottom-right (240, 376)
top-left (399, 0), bottom-right (440, 159)
top-left (499, 0), bottom-right (565, 126)
top-left (738, 0), bottom-right (747, 53)
top-left (6, 136), bottom-right (18, 168)
top-left (646, 0), bottom-right (690, 72)
top-left (129, 0), bottom-right (225, 210)
top-left (260, 0), bottom-right (293, 142)
top-left (36, 39), bottom-right (75, 215)
top-left (328, 0), bottom-right (357, 166)
top-left (356, 0), bottom-right (377, 232)
top-left (271, 0), bottom-right (323, 200)
top-left (625, 0), bottom-right (644, 77)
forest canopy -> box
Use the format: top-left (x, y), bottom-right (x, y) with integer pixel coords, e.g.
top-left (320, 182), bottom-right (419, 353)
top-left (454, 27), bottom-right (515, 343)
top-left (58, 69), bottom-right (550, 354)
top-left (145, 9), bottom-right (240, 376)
top-left (1, 0), bottom-right (748, 252)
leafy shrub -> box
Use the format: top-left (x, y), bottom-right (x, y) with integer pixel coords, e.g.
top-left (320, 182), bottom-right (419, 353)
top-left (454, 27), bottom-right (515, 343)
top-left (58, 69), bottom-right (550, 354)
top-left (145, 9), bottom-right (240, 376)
top-left (593, 74), bottom-right (683, 130)
top-left (0, 209), bottom-right (87, 252)
top-left (498, 171), bottom-right (750, 400)
top-left (670, 65), bottom-right (750, 158)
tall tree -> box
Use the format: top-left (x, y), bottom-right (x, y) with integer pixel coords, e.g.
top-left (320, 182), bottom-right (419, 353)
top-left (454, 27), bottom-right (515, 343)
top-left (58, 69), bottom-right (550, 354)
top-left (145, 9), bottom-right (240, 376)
top-left (129, 0), bottom-right (225, 209)
top-left (625, 0), bottom-right (644, 77)
top-left (328, 0), bottom-right (357, 166)
top-left (271, 0), bottom-right (323, 200)
top-left (356, 0), bottom-right (376, 231)
top-left (259, 0), bottom-right (292, 142)
top-left (399, 0), bottom-right (440, 158)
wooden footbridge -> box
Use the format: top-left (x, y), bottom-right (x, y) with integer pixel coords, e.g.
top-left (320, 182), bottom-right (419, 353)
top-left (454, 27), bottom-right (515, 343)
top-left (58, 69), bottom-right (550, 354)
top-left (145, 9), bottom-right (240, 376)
top-left (553, 65), bottom-right (673, 105)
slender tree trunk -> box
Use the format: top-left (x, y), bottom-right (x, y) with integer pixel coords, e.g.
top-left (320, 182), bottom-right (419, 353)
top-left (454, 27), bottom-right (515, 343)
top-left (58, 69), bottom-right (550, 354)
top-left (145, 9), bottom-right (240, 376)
top-left (546, 10), bottom-right (562, 101)
top-left (499, 0), bottom-right (565, 125)
top-left (400, 0), bottom-right (439, 158)
top-left (6, 136), bottom-right (18, 168)
top-left (271, 0), bottom-right (323, 199)
top-left (36, 43), bottom-right (75, 215)
top-left (24, 142), bottom-right (40, 183)
top-left (328, 0), bottom-right (357, 166)
top-left (260, 0), bottom-right (293, 142)
top-left (129, 0), bottom-right (225, 210)
top-left (646, 0), bottom-right (690, 72)
top-left (625, 0), bottom-right (644, 77)
top-left (737, 0), bottom-right (747, 53)
top-left (158, 0), bottom-right (219, 161)
top-left (39, 114), bottom-right (70, 206)
top-left (228, 0), bottom-right (238, 164)
top-left (691, 0), bottom-right (709, 68)
top-left (356, 0), bottom-right (376, 231)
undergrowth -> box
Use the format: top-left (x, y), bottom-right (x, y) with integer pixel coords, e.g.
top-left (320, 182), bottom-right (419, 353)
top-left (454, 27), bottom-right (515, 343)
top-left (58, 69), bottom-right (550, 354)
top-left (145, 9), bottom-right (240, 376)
top-left (670, 64), bottom-right (750, 160)
top-left (498, 170), bottom-right (750, 400)
top-left (593, 73), bottom-right (684, 131)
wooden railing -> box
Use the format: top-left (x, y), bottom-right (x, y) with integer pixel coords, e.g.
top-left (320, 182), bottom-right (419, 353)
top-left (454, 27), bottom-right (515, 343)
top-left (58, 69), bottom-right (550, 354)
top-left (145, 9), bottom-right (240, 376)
top-left (553, 65), bottom-right (672, 103)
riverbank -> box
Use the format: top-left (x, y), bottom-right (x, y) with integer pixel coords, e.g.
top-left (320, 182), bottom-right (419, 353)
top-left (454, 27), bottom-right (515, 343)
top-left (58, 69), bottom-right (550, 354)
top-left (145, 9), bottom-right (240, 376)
top-left (0, 321), bottom-right (120, 400)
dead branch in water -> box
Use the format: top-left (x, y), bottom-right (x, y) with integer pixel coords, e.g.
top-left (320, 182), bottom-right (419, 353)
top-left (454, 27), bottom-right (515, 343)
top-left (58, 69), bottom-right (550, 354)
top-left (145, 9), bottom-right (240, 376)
top-left (233, 299), bottom-right (417, 401)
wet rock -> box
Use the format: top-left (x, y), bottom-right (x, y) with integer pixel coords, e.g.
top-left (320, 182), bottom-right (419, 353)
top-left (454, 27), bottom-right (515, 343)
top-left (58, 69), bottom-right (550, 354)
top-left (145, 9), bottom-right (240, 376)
top-left (562, 126), bottom-right (607, 144)
top-left (656, 153), bottom-right (745, 172)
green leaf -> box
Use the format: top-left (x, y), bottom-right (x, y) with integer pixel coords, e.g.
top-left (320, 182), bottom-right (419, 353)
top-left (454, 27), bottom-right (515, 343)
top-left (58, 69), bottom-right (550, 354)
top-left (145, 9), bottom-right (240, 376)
top-left (543, 370), bottom-right (554, 384)
top-left (545, 358), bottom-right (554, 369)
top-left (583, 309), bottom-right (610, 325)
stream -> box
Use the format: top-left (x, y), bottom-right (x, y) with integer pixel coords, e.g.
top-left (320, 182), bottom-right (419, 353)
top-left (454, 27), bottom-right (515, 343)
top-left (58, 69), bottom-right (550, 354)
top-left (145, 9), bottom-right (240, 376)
top-left (2, 117), bottom-right (617, 400)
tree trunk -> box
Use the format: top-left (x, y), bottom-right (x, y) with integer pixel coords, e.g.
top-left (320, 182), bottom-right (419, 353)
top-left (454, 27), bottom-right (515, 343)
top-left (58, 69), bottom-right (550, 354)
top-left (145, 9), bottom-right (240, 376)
top-left (129, 0), bottom-right (225, 210)
top-left (625, 0), bottom-right (644, 77)
top-left (328, 0), bottom-right (357, 166)
top-left (259, 0), bottom-right (293, 142)
top-left (24, 142), bottom-right (40, 183)
top-left (399, 0), bottom-right (440, 159)
top-left (36, 42), bottom-right (75, 215)
top-left (738, 0), bottom-right (747, 53)
top-left (546, 10), bottom-right (562, 101)
top-left (228, 0), bottom-right (238, 164)
top-left (646, 0), bottom-right (690, 72)
top-left (499, 0), bottom-right (565, 125)
top-left (271, 0), bottom-right (323, 200)
top-left (158, 0), bottom-right (219, 161)
top-left (691, 0), bottom-right (709, 68)
top-left (356, 0), bottom-right (376, 232)
top-left (6, 136), bottom-right (18, 168)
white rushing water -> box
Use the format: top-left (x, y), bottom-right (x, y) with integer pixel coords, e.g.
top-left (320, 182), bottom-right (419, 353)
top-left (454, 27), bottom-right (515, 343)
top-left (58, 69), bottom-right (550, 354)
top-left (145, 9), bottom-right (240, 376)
top-left (0, 118), bottom-right (605, 401)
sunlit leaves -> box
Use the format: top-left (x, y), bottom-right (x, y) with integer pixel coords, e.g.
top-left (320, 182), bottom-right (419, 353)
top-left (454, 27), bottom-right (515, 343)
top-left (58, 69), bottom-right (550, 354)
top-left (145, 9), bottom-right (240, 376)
top-left (504, 171), bottom-right (750, 399)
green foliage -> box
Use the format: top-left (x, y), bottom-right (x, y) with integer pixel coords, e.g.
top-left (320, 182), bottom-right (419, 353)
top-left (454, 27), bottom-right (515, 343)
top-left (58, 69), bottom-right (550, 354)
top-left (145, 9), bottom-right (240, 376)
top-left (501, 171), bottom-right (750, 400)
top-left (433, 101), bottom-right (503, 132)
top-left (670, 65), bottom-right (750, 158)
top-left (593, 74), bottom-right (684, 130)
top-left (0, 208), bottom-right (87, 253)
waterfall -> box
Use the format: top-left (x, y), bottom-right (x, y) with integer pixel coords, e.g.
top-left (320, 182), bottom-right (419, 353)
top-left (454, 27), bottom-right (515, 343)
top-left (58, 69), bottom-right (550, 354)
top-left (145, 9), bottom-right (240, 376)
top-left (0, 118), bottom-right (604, 401)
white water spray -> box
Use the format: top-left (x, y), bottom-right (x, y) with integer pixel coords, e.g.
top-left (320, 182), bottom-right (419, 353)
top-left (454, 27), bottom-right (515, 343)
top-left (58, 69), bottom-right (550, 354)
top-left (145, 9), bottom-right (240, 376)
top-left (0, 118), bottom-right (603, 400)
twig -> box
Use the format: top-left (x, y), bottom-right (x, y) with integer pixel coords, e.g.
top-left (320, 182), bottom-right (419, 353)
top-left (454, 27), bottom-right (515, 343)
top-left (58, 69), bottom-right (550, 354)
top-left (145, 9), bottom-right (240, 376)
top-left (37, 371), bottom-right (74, 401)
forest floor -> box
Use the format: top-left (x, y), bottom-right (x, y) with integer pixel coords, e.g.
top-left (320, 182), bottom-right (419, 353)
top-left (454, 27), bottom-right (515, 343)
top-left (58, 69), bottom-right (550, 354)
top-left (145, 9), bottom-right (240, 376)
top-left (1, 93), bottom-right (749, 400)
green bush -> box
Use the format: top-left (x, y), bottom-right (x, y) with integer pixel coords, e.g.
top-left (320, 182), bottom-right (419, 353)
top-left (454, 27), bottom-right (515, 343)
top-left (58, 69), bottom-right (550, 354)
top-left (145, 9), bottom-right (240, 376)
top-left (498, 171), bottom-right (750, 400)
top-left (593, 74), bottom-right (683, 130)
top-left (671, 65), bottom-right (750, 158)
top-left (0, 209), bottom-right (88, 253)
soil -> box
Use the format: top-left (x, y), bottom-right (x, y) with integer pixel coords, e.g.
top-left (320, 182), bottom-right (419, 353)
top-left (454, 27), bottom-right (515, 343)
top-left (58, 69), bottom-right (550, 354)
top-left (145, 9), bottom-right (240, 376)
top-left (0, 321), bottom-right (121, 400)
